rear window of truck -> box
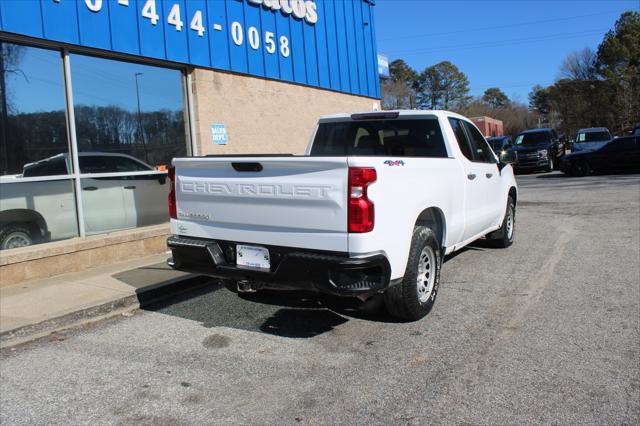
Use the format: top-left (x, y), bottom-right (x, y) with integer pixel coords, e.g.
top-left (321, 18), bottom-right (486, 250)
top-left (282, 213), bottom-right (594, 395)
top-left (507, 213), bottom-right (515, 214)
top-left (311, 119), bottom-right (448, 157)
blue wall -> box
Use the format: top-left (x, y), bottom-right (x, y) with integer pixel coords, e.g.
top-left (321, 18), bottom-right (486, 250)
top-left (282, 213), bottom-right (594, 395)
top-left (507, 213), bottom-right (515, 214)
top-left (0, 0), bottom-right (379, 99)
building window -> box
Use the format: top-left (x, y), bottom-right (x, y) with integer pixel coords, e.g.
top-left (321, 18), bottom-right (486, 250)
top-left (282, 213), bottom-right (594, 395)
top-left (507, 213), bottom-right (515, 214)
top-left (69, 53), bottom-right (187, 235)
top-left (0, 42), bottom-right (79, 249)
top-left (0, 40), bottom-right (189, 250)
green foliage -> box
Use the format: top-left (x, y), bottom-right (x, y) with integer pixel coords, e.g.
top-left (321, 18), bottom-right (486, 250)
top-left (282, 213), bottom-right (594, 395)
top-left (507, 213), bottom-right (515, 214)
top-left (530, 11), bottom-right (640, 136)
top-left (482, 88), bottom-right (510, 109)
top-left (389, 59), bottom-right (418, 85)
top-left (596, 11), bottom-right (640, 81)
top-left (417, 61), bottom-right (471, 110)
top-left (528, 85), bottom-right (551, 115)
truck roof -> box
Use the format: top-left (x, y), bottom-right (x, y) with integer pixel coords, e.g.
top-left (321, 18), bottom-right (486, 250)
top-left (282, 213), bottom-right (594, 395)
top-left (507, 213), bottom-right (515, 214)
top-left (318, 109), bottom-right (468, 122)
top-left (577, 127), bottom-right (610, 133)
top-left (519, 128), bottom-right (553, 134)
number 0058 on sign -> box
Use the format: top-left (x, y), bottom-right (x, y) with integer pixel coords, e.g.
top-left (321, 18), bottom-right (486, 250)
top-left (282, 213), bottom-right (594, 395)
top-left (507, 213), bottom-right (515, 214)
top-left (236, 245), bottom-right (270, 269)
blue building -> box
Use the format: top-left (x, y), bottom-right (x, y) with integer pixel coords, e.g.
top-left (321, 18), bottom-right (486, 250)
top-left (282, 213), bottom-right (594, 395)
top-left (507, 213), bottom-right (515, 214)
top-left (0, 0), bottom-right (381, 274)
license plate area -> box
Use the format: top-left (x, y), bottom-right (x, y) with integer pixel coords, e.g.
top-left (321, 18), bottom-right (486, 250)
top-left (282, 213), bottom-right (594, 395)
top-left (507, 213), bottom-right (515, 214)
top-left (236, 245), bottom-right (271, 270)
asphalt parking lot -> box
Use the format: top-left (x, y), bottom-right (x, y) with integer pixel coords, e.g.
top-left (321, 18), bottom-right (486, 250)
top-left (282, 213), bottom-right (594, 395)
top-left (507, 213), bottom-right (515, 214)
top-left (1, 171), bottom-right (639, 425)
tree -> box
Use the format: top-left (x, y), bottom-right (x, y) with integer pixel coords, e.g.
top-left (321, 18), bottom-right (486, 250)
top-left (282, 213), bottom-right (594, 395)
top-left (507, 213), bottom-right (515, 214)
top-left (560, 48), bottom-right (597, 80)
top-left (464, 98), bottom-right (537, 137)
top-left (389, 59), bottom-right (418, 85)
top-left (482, 88), bottom-right (510, 109)
top-left (417, 61), bottom-right (470, 110)
top-left (381, 59), bottom-right (419, 109)
top-left (528, 85), bottom-right (551, 115)
top-left (596, 11), bottom-right (640, 132)
top-left (381, 79), bottom-right (415, 110)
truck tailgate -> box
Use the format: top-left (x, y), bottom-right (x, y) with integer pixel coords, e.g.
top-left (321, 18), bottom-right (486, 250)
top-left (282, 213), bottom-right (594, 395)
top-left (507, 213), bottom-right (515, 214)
top-left (172, 157), bottom-right (349, 252)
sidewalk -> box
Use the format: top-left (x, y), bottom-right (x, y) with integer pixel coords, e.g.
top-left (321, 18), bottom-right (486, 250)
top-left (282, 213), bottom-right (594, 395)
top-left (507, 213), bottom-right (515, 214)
top-left (0, 253), bottom-right (210, 348)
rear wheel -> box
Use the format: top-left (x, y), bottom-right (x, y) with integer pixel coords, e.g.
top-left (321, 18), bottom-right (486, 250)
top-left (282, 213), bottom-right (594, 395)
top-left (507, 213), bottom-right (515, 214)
top-left (0, 224), bottom-right (33, 250)
top-left (571, 160), bottom-right (590, 177)
top-left (384, 226), bottom-right (441, 321)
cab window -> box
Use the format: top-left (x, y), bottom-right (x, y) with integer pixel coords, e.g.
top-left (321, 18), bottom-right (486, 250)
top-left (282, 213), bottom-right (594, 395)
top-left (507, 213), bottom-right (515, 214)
top-left (311, 118), bottom-right (448, 157)
top-left (448, 118), bottom-right (473, 161)
top-left (462, 121), bottom-right (496, 163)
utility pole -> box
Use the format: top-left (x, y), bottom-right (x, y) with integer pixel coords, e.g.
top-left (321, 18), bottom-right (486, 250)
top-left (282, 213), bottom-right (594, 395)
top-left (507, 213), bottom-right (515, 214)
top-left (134, 72), bottom-right (149, 164)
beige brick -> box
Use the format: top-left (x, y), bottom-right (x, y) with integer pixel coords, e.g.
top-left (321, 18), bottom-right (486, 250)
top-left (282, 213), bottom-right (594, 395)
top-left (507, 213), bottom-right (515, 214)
top-left (191, 69), bottom-right (380, 156)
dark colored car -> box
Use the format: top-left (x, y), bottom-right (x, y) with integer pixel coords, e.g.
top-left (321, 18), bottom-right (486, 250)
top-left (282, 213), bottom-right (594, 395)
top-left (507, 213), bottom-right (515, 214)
top-left (560, 135), bottom-right (640, 177)
top-left (487, 136), bottom-right (512, 154)
top-left (572, 127), bottom-right (612, 153)
top-left (633, 123), bottom-right (640, 137)
top-left (509, 128), bottom-right (566, 173)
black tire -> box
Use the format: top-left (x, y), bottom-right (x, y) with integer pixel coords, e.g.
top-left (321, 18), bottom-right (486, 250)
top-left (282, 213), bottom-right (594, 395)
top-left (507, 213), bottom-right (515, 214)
top-left (488, 196), bottom-right (515, 248)
top-left (384, 226), bottom-right (441, 322)
top-left (571, 160), bottom-right (590, 177)
top-left (0, 224), bottom-right (33, 250)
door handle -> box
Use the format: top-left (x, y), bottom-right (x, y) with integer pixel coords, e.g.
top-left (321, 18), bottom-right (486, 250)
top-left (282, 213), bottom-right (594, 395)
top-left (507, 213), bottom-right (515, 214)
top-left (467, 173), bottom-right (476, 180)
top-left (486, 173), bottom-right (493, 178)
top-left (124, 185), bottom-right (136, 190)
top-left (83, 186), bottom-right (98, 191)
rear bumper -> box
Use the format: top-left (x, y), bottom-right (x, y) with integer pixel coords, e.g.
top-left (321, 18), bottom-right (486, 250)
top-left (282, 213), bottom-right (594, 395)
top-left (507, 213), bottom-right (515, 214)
top-left (166, 235), bottom-right (391, 297)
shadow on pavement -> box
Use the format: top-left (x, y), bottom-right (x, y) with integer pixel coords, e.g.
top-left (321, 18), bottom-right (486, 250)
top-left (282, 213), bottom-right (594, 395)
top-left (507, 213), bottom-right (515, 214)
top-left (535, 173), bottom-right (566, 179)
top-left (134, 272), bottom-right (397, 338)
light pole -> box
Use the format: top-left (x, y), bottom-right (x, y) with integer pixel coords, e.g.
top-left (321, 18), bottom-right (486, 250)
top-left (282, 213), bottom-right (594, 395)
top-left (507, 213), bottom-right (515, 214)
top-left (134, 72), bottom-right (149, 164)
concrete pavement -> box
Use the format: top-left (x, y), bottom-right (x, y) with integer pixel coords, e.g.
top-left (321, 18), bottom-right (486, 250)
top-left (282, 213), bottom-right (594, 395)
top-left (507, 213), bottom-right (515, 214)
top-left (0, 253), bottom-right (210, 347)
top-left (1, 171), bottom-right (638, 425)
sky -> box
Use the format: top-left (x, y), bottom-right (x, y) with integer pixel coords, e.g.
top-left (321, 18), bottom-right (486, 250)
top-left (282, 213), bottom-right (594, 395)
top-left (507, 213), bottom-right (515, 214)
top-left (4, 46), bottom-right (183, 114)
top-left (374, 0), bottom-right (639, 103)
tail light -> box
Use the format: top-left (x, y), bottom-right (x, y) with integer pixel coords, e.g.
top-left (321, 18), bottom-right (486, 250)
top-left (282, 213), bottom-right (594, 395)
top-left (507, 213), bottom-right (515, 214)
top-left (348, 167), bottom-right (376, 233)
top-left (168, 166), bottom-right (177, 219)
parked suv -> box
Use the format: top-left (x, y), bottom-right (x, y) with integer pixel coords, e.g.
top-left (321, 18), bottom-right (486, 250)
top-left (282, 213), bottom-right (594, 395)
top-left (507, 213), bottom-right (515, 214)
top-left (572, 127), bottom-right (612, 153)
top-left (509, 128), bottom-right (565, 173)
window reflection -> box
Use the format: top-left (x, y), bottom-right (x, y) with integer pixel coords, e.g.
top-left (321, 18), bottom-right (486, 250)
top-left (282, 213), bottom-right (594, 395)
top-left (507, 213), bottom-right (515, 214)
top-left (70, 54), bottom-right (184, 234)
top-left (70, 54), bottom-right (187, 169)
top-left (0, 42), bottom-right (78, 250)
top-left (0, 43), bottom-right (188, 250)
top-left (0, 42), bottom-right (70, 176)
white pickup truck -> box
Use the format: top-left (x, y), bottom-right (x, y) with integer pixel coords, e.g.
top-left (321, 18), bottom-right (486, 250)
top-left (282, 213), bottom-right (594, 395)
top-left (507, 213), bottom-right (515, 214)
top-left (167, 111), bottom-right (518, 320)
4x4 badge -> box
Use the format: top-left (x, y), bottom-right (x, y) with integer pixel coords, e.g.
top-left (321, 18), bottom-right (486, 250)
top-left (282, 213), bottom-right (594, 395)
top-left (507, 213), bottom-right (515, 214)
top-left (384, 160), bottom-right (405, 166)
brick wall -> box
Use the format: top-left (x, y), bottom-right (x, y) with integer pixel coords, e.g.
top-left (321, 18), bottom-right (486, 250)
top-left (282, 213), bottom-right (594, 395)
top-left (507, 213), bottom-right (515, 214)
top-left (471, 116), bottom-right (504, 137)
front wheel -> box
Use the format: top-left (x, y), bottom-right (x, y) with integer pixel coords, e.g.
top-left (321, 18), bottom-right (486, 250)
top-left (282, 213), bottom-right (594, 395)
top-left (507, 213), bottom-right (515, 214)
top-left (488, 196), bottom-right (515, 248)
top-left (0, 224), bottom-right (33, 250)
top-left (384, 226), bottom-right (441, 321)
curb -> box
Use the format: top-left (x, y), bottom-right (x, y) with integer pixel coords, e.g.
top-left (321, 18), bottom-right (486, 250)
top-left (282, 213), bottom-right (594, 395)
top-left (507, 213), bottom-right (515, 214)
top-left (0, 275), bottom-right (213, 349)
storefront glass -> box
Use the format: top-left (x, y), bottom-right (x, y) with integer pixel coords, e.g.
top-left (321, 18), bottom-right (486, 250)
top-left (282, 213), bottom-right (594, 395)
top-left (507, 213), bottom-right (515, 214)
top-left (0, 42), bottom-right (79, 249)
top-left (70, 53), bottom-right (186, 235)
top-left (0, 41), bottom-right (188, 249)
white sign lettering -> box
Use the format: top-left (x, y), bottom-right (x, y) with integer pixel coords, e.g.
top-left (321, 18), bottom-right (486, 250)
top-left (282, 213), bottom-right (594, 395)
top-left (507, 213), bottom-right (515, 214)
top-left (248, 0), bottom-right (318, 25)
